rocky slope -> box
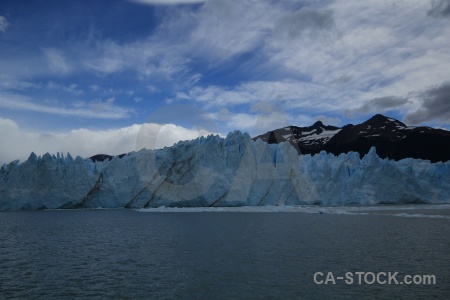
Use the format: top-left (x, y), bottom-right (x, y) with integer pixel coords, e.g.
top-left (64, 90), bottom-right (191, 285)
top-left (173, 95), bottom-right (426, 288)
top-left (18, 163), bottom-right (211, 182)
top-left (253, 114), bottom-right (450, 163)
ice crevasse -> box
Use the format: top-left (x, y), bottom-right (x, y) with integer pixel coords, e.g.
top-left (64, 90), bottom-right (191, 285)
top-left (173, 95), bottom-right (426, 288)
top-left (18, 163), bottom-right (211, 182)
top-left (0, 131), bottom-right (449, 210)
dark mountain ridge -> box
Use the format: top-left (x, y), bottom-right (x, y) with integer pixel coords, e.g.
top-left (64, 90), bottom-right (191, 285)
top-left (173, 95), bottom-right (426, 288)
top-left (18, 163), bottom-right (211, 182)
top-left (253, 114), bottom-right (450, 163)
top-left (89, 153), bottom-right (126, 163)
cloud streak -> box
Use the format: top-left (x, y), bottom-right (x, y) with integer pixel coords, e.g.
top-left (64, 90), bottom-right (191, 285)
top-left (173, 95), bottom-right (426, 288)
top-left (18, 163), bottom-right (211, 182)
top-left (176, 79), bottom-right (362, 114)
top-left (81, 39), bottom-right (189, 80)
top-left (0, 93), bottom-right (134, 119)
top-left (42, 48), bottom-right (71, 74)
top-left (0, 16), bottom-right (10, 32)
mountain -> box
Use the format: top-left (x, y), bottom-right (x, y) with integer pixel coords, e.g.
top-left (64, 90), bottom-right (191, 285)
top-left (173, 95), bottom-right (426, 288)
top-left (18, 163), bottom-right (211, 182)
top-left (89, 153), bottom-right (127, 162)
top-left (1, 131), bottom-right (449, 210)
top-left (253, 114), bottom-right (450, 163)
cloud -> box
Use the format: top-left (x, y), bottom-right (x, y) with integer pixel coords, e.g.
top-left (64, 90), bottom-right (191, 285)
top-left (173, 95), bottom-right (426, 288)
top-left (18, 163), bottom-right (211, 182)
top-left (207, 102), bottom-right (341, 137)
top-left (328, 74), bottom-right (352, 86)
top-left (0, 118), bottom-right (215, 165)
top-left (314, 115), bottom-right (341, 126)
top-left (2, 0), bottom-right (450, 133)
top-left (350, 96), bottom-right (410, 114)
top-left (128, 0), bottom-right (280, 68)
top-left (404, 82), bottom-right (450, 124)
top-left (204, 103), bottom-right (331, 136)
top-left (81, 39), bottom-right (188, 79)
top-left (0, 16), bottom-right (10, 32)
top-left (136, 123), bottom-right (212, 151)
top-left (129, 0), bottom-right (207, 5)
top-left (46, 82), bottom-right (83, 95)
top-left (90, 85), bottom-right (100, 91)
top-left (265, 1), bottom-right (450, 102)
top-left (42, 48), bottom-right (71, 74)
top-left (274, 8), bottom-right (334, 38)
top-left (69, 0), bottom-right (450, 131)
top-left (0, 93), bottom-right (133, 119)
top-left (428, 0), bottom-right (450, 17)
top-left (0, 77), bottom-right (83, 95)
top-left (176, 79), bottom-right (358, 113)
top-left (83, 58), bottom-right (124, 74)
top-left (0, 77), bottom-right (42, 91)
top-left (205, 108), bottom-right (291, 136)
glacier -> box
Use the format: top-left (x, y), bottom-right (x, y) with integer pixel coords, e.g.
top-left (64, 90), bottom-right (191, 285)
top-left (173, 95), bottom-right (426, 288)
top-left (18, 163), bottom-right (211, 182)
top-left (0, 131), bottom-right (449, 210)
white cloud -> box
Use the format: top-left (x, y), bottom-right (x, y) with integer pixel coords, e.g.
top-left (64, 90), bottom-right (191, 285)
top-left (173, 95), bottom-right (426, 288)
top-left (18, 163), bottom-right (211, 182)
top-left (42, 48), bottom-right (71, 74)
top-left (72, 0), bottom-right (450, 127)
top-left (81, 1), bottom-right (281, 80)
top-left (46, 82), bottom-right (83, 95)
top-left (136, 123), bottom-right (212, 151)
top-left (83, 57), bottom-right (124, 74)
top-left (167, 0), bottom-right (450, 122)
top-left (186, 0), bottom-right (276, 61)
top-left (177, 79), bottom-right (360, 112)
top-left (0, 16), bottom-right (10, 33)
top-left (146, 85), bottom-right (160, 93)
top-left (81, 39), bottom-right (188, 79)
top-left (0, 118), bottom-right (216, 165)
top-left (0, 76), bottom-right (42, 90)
top-left (0, 77), bottom-right (84, 96)
top-left (90, 85), bottom-right (100, 91)
top-left (204, 104), bottom-right (331, 136)
top-left (0, 93), bottom-right (134, 119)
top-left (2, 0), bottom-right (449, 130)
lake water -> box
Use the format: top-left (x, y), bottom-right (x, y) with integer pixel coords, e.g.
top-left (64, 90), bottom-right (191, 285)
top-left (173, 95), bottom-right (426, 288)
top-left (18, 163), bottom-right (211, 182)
top-left (0, 205), bottom-right (449, 299)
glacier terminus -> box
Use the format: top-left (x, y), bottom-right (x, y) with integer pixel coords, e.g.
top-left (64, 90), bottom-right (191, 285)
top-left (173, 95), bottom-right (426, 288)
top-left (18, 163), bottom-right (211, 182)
top-left (1, 131), bottom-right (449, 210)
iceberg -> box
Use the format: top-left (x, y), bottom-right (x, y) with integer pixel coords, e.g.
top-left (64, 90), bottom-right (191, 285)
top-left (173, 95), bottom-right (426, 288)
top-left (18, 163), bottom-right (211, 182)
top-left (0, 131), bottom-right (449, 210)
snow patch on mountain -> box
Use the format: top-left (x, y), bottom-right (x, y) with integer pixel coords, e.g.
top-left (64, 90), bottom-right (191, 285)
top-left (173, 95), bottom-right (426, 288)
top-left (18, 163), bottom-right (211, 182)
top-left (298, 129), bottom-right (341, 143)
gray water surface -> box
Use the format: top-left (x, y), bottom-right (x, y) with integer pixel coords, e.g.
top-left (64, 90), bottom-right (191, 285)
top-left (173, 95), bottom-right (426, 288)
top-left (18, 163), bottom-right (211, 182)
top-left (0, 208), bottom-right (449, 299)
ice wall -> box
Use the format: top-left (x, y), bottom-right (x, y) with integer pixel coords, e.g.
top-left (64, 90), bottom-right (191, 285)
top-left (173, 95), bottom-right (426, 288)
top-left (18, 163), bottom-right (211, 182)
top-left (0, 131), bottom-right (449, 209)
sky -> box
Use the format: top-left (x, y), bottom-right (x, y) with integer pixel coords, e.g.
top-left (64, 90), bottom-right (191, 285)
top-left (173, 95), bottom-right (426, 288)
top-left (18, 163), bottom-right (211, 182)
top-left (0, 0), bottom-right (449, 165)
